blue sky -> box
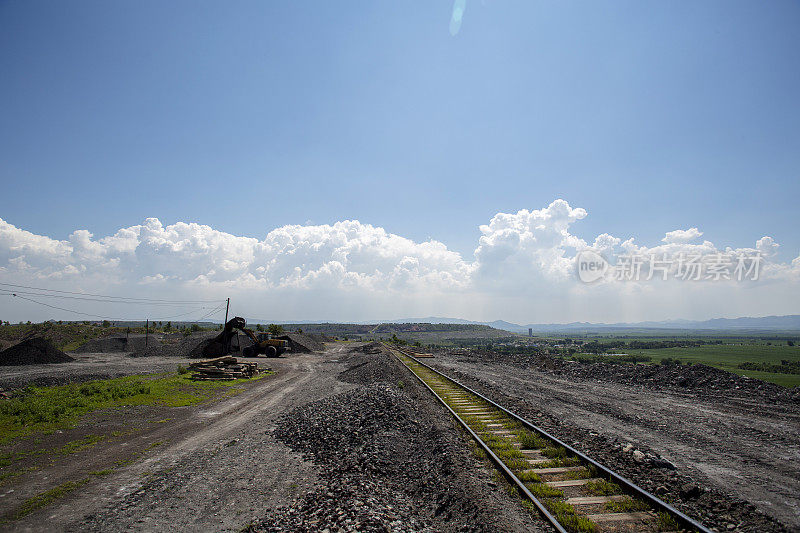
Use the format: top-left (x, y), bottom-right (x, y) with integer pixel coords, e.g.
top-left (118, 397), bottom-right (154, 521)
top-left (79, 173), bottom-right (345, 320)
top-left (1, 1), bottom-right (799, 323)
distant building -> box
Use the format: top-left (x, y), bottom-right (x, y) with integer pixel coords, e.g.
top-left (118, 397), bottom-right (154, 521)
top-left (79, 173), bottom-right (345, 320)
top-left (528, 328), bottom-right (532, 337)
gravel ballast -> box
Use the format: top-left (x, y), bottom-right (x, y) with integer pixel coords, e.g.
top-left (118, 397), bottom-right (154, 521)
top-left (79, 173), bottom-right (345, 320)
top-left (248, 347), bottom-right (546, 532)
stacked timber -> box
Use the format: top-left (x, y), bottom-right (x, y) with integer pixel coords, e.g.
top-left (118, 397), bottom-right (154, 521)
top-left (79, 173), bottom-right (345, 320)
top-left (189, 356), bottom-right (260, 381)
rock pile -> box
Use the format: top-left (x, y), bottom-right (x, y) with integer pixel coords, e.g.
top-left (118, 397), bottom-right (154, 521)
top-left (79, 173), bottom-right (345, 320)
top-left (356, 342), bottom-right (383, 354)
top-left (75, 335), bottom-right (152, 353)
top-left (246, 478), bottom-right (426, 533)
top-left (553, 361), bottom-right (800, 403)
top-left (249, 350), bottom-right (532, 532)
top-left (451, 349), bottom-right (799, 402)
top-left (131, 331), bottom-right (219, 358)
top-left (276, 333), bottom-right (324, 353)
top-left (0, 337), bottom-right (75, 366)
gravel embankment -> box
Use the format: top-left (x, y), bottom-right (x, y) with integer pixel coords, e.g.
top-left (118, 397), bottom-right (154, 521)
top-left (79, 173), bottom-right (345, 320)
top-left (248, 347), bottom-right (546, 532)
top-left (130, 331), bottom-right (219, 358)
top-left (455, 350), bottom-right (799, 403)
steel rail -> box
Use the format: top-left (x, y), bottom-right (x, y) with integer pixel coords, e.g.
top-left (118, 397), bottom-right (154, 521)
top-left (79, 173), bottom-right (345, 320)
top-left (393, 346), bottom-right (712, 533)
top-left (391, 348), bottom-right (568, 533)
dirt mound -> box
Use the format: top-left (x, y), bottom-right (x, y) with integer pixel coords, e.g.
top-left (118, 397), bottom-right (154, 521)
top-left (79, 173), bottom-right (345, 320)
top-left (0, 337), bottom-right (75, 366)
top-left (277, 333), bottom-right (324, 353)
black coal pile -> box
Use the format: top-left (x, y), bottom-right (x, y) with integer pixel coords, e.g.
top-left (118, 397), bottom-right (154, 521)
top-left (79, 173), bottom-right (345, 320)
top-left (276, 333), bottom-right (324, 353)
top-left (449, 348), bottom-right (556, 370)
top-left (554, 361), bottom-right (800, 403)
top-left (130, 331), bottom-right (219, 358)
top-left (74, 335), bottom-right (152, 353)
top-left (0, 337), bottom-right (75, 366)
top-left (337, 349), bottom-right (394, 386)
top-left (274, 384), bottom-right (422, 476)
top-left (452, 349), bottom-right (799, 402)
top-left (355, 341), bottom-right (383, 355)
top-left (257, 385), bottom-right (490, 531)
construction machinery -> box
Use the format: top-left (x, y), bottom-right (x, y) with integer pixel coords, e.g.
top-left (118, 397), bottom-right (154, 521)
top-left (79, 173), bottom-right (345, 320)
top-left (202, 317), bottom-right (289, 358)
top-left (239, 327), bottom-right (289, 358)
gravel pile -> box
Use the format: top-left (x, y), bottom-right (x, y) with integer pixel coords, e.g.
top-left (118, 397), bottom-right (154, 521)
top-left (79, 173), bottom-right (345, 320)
top-left (247, 461), bottom-right (429, 533)
top-left (277, 333), bottom-right (325, 353)
top-left (449, 350), bottom-right (799, 402)
top-left (74, 335), bottom-right (154, 353)
top-left (553, 361), bottom-right (800, 403)
top-left (130, 331), bottom-right (219, 358)
top-left (250, 348), bottom-right (542, 532)
top-left (0, 336), bottom-right (75, 366)
top-left (356, 341), bottom-right (383, 354)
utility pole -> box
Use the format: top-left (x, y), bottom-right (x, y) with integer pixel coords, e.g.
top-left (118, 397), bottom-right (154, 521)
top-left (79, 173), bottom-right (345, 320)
top-left (223, 297), bottom-right (231, 355)
top-left (145, 319), bottom-right (149, 348)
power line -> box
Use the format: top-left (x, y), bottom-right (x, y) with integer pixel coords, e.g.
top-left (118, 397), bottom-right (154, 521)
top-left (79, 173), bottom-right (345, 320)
top-left (0, 282), bottom-right (223, 304)
top-left (3, 293), bottom-right (225, 322)
top-left (195, 303), bottom-right (227, 322)
top-left (0, 289), bottom-right (219, 307)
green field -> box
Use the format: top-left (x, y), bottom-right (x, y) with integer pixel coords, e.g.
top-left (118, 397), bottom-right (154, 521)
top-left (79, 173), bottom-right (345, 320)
top-left (625, 343), bottom-right (800, 387)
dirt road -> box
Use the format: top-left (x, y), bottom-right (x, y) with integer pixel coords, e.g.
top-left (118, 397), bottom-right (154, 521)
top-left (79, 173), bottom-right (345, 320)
top-left (4, 345), bottom-right (545, 532)
top-left (6, 348), bottom-right (354, 532)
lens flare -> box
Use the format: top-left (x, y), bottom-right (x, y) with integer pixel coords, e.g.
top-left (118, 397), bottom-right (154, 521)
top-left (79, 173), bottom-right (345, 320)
top-left (449, 0), bottom-right (467, 36)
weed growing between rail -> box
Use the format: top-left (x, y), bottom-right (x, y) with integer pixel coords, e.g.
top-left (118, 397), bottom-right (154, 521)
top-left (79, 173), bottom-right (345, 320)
top-left (585, 479), bottom-right (621, 496)
top-left (394, 350), bottom-right (688, 533)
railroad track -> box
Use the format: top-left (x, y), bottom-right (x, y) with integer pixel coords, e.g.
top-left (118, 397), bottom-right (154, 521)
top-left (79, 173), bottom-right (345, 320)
top-left (391, 347), bottom-right (711, 533)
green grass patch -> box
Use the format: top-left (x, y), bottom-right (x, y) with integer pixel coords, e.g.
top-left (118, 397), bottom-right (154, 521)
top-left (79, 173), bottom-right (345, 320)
top-left (625, 343), bottom-right (800, 387)
top-left (656, 511), bottom-right (680, 531)
top-left (604, 497), bottom-right (650, 512)
top-left (515, 430), bottom-right (548, 449)
top-left (564, 465), bottom-right (598, 480)
top-left (0, 372), bottom-right (269, 445)
top-left (537, 456), bottom-right (581, 468)
top-left (493, 447), bottom-right (526, 460)
top-left (585, 479), bottom-right (621, 496)
top-left (541, 446), bottom-right (568, 459)
top-left (479, 432), bottom-right (515, 449)
top-left (5, 478), bottom-right (89, 521)
top-left (542, 499), bottom-right (598, 533)
top-left (525, 482), bottom-right (564, 498)
top-left (517, 470), bottom-right (541, 483)
top-left (56, 434), bottom-right (106, 455)
top-left (501, 457), bottom-right (531, 470)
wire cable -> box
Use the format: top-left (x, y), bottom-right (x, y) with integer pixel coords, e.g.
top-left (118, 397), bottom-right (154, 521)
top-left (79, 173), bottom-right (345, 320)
top-left (0, 289), bottom-right (218, 307)
top-left (3, 293), bottom-right (224, 322)
top-left (0, 282), bottom-right (223, 304)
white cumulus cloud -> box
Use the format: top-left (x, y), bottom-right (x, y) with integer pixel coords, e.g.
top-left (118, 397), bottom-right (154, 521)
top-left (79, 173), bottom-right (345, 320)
top-left (662, 227), bottom-right (703, 244)
top-left (1, 199), bottom-right (798, 323)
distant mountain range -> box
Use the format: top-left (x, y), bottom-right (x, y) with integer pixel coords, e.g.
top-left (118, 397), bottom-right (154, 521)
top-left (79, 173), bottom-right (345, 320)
top-left (384, 315), bottom-right (800, 333)
top-left (244, 314), bottom-right (800, 333)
